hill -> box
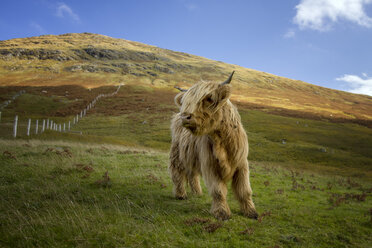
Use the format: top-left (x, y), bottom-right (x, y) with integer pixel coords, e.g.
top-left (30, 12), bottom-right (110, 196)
top-left (0, 33), bottom-right (371, 178)
top-left (0, 33), bottom-right (372, 247)
top-left (0, 32), bottom-right (371, 126)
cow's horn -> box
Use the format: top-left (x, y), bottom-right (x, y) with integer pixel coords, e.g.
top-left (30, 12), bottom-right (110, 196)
top-left (221, 71), bottom-right (235, 85)
top-left (174, 85), bottom-right (187, 92)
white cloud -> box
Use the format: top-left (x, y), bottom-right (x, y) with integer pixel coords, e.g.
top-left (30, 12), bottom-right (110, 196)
top-left (336, 73), bottom-right (372, 96)
top-left (30, 22), bottom-right (46, 35)
top-left (56, 2), bottom-right (80, 22)
top-left (294, 0), bottom-right (372, 31)
top-left (284, 29), bottom-right (295, 38)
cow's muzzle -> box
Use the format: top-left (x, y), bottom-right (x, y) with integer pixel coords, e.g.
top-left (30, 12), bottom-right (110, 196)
top-left (181, 113), bottom-right (197, 131)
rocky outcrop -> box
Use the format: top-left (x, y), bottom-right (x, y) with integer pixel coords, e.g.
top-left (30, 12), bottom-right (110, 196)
top-left (0, 46), bottom-right (172, 64)
top-left (153, 64), bottom-right (174, 74)
top-left (0, 48), bottom-right (73, 61)
top-left (64, 65), bottom-right (118, 73)
top-left (81, 47), bottom-right (169, 62)
top-left (2, 65), bottom-right (24, 71)
top-left (111, 63), bottom-right (130, 73)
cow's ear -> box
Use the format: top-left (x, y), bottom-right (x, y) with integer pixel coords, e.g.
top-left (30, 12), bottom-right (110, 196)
top-left (217, 84), bottom-right (231, 102)
top-left (174, 92), bottom-right (184, 107)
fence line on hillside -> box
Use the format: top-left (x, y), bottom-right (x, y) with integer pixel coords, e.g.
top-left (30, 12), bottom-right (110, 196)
top-left (0, 90), bottom-right (26, 122)
top-left (0, 84), bottom-right (122, 138)
top-left (0, 90), bottom-right (26, 111)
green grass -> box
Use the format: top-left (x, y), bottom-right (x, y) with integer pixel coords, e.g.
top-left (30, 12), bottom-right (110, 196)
top-left (0, 85), bottom-right (371, 247)
top-left (241, 110), bottom-right (372, 177)
top-left (74, 113), bottom-right (171, 150)
top-left (36, 110), bottom-right (372, 178)
top-left (0, 139), bottom-right (371, 247)
top-left (2, 93), bottom-right (71, 117)
top-left (1, 86), bottom-right (371, 178)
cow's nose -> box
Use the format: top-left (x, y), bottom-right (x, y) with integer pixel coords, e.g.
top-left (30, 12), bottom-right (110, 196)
top-left (181, 112), bottom-right (192, 120)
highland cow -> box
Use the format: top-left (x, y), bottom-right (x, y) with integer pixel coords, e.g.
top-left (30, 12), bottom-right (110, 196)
top-left (169, 71), bottom-right (258, 220)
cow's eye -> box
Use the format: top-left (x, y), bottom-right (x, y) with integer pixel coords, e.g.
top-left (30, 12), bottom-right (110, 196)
top-left (205, 96), bottom-right (213, 103)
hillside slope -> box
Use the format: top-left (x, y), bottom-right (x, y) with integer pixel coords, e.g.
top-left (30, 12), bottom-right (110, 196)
top-left (0, 32), bottom-right (371, 125)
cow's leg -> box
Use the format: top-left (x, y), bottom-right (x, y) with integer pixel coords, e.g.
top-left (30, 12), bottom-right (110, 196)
top-left (209, 179), bottom-right (231, 220)
top-left (169, 143), bottom-right (187, 199)
top-left (203, 169), bottom-right (231, 220)
top-left (170, 166), bottom-right (187, 199)
top-left (187, 170), bottom-right (202, 196)
top-left (232, 164), bottom-right (258, 219)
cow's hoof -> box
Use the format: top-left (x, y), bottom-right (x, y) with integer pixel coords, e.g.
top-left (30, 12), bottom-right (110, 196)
top-left (212, 208), bottom-right (231, 221)
top-left (243, 210), bottom-right (258, 220)
top-left (175, 195), bottom-right (187, 200)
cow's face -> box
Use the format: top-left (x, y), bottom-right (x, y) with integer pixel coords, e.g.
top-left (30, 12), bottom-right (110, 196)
top-left (175, 72), bottom-right (234, 135)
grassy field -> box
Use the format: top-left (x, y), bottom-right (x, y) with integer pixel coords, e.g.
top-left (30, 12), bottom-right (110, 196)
top-left (0, 139), bottom-right (371, 248)
top-left (1, 85), bottom-right (371, 178)
top-left (0, 83), bottom-right (372, 247)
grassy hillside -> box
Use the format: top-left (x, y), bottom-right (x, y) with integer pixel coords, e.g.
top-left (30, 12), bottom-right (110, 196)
top-left (0, 33), bottom-right (371, 247)
top-left (0, 33), bottom-right (371, 126)
top-left (1, 84), bottom-right (371, 178)
top-left (0, 140), bottom-right (371, 248)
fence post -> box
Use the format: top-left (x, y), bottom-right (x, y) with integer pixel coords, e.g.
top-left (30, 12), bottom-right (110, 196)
top-left (27, 119), bottom-right (31, 136)
top-left (68, 121), bottom-right (71, 130)
top-left (59, 124), bottom-right (61, 132)
top-left (50, 120), bottom-right (53, 130)
top-left (35, 120), bottom-right (38, 134)
top-left (63, 123), bottom-right (65, 132)
top-left (76, 115), bottom-right (79, 123)
top-left (80, 111), bottom-right (83, 118)
top-left (47, 119), bottom-right (49, 129)
top-left (13, 115), bottom-right (18, 138)
top-left (42, 119), bottom-right (45, 133)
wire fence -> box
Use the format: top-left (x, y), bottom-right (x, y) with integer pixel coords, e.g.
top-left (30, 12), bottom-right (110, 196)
top-left (0, 84), bottom-right (122, 139)
top-left (0, 90), bottom-right (26, 110)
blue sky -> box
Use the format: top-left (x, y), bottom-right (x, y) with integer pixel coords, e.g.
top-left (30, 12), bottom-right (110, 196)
top-left (1, 0), bottom-right (372, 96)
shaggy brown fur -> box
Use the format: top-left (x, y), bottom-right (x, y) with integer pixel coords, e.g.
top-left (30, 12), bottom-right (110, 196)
top-left (169, 72), bottom-right (258, 220)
